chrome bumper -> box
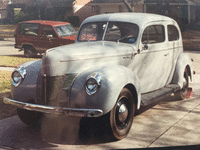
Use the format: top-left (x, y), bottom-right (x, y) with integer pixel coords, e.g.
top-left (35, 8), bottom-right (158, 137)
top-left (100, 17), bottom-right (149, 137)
top-left (3, 97), bottom-right (103, 117)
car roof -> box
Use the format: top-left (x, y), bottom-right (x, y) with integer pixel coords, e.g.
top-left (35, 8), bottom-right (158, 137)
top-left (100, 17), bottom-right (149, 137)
top-left (21, 20), bottom-right (70, 26)
top-left (81, 13), bottom-right (175, 27)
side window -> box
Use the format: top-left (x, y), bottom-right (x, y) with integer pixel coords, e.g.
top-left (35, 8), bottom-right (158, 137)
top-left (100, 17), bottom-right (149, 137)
top-left (142, 25), bottom-right (165, 44)
top-left (19, 23), bottom-right (39, 36)
top-left (42, 26), bottom-right (57, 37)
top-left (168, 25), bottom-right (179, 41)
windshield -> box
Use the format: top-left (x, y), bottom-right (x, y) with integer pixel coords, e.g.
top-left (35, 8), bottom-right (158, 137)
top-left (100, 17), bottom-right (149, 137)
top-left (54, 24), bottom-right (77, 37)
top-left (78, 22), bottom-right (139, 43)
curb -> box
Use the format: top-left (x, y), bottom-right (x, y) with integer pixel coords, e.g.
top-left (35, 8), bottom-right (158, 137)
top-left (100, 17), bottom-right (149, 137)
top-left (0, 67), bottom-right (15, 71)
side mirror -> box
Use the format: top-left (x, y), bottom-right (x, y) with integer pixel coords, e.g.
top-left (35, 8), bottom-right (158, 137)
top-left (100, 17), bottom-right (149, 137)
top-left (143, 43), bottom-right (148, 50)
top-left (138, 49), bottom-right (141, 54)
top-left (47, 35), bottom-right (53, 38)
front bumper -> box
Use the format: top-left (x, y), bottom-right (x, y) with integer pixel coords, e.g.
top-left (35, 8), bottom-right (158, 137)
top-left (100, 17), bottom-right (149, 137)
top-left (3, 97), bottom-right (103, 117)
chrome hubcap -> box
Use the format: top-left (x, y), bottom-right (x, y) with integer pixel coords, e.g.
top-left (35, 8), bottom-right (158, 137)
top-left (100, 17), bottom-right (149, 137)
top-left (118, 103), bottom-right (128, 123)
top-left (116, 98), bottom-right (130, 129)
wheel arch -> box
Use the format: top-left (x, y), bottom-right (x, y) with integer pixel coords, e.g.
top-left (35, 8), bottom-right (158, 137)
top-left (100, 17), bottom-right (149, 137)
top-left (124, 84), bottom-right (140, 110)
top-left (171, 52), bottom-right (193, 88)
top-left (22, 44), bottom-right (36, 51)
top-left (70, 65), bottom-right (142, 115)
top-left (186, 64), bottom-right (192, 81)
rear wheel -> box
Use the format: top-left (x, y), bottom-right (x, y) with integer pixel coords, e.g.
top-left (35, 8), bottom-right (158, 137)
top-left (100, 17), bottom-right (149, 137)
top-left (109, 88), bottom-right (136, 140)
top-left (17, 108), bottom-right (42, 127)
top-left (174, 68), bottom-right (190, 100)
top-left (24, 47), bottom-right (37, 58)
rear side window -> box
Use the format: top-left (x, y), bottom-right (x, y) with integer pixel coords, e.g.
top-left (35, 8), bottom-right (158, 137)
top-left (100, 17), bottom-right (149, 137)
top-left (168, 25), bottom-right (179, 41)
top-left (19, 23), bottom-right (40, 36)
top-left (142, 25), bottom-right (165, 44)
top-left (42, 26), bottom-right (57, 37)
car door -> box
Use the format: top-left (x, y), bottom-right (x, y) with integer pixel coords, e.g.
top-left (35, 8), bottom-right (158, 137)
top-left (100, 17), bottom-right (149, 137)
top-left (135, 23), bottom-right (173, 93)
top-left (167, 24), bottom-right (181, 82)
top-left (39, 25), bottom-right (58, 52)
top-left (17, 23), bottom-right (40, 49)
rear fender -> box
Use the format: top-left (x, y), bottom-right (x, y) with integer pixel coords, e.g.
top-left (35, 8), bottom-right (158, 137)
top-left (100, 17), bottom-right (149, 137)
top-left (70, 65), bottom-right (141, 115)
top-left (171, 52), bottom-right (193, 88)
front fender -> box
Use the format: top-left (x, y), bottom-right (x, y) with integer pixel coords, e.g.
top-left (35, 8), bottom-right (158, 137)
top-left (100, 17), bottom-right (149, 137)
top-left (171, 52), bottom-right (193, 88)
top-left (70, 65), bottom-right (141, 115)
top-left (11, 60), bottom-right (42, 103)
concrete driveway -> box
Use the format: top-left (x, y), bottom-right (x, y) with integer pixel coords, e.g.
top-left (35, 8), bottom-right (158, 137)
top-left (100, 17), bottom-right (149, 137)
top-left (0, 83), bottom-right (199, 149)
top-left (0, 38), bottom-right (23, 56)
top-left (0, 39), bottom-right (200, 149)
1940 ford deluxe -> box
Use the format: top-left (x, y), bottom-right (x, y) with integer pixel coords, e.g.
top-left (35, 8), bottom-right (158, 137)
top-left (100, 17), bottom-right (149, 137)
top-left (4, 13), bottom-right (193, 140)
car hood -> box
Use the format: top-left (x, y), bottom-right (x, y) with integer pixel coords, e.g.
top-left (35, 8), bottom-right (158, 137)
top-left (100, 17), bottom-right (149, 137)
top-left (42, 41), bottom-right (136, 76)
top-left (61, 34), bottom-right (76, 40)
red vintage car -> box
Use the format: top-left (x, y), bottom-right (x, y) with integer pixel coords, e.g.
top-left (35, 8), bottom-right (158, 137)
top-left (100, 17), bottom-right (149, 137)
top-left (14, 20), bottom-right (77, 57)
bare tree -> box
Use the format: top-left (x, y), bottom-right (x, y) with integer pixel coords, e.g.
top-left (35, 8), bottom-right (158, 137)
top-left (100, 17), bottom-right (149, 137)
top-left (121, 0), bottom-right (133, 12)
top-left (121, 0), bottom-right (143, 12)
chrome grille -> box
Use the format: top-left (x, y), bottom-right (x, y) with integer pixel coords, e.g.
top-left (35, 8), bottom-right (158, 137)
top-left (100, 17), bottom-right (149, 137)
top-left (58, 74), bottom-right (77, 107)
top-left (43, 74), bottom-right (77, 107)
top-left (46, 76), bottom-right (65, 101)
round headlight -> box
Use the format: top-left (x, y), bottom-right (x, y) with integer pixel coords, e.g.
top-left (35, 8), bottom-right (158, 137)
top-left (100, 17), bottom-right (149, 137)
top-left (12, 66), bottom-right (26, 87)
top-left (12, 71), bottom-right (22, 83)
top-left (85, 73), bottom-right (102, 95)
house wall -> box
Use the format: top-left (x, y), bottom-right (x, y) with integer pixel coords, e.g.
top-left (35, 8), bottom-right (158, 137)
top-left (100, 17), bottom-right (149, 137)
top-left (73, 3), bottom-right (97, 23)
top-left (98, 4), bottom-right (128, 14)
top-left (11, 0), bottom-right (30, 4)
top-left (134, 4), bottom-right (144, 12)
top-left (0, 0), bottom-right (30, 22)
top-left (190, 5), bottom-right (196, 23)
top-left (0, 9), bottom-right (7, 19)
top-left (74, 3), bottom-right (145, 23)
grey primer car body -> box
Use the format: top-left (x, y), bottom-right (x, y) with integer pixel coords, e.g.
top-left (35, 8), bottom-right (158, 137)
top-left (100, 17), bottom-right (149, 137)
top-left (4, 13), bottom-right (193, 140)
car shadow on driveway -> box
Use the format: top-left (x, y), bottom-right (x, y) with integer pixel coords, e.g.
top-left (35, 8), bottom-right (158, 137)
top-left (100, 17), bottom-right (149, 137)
top-left (0, 115), bottom-right (116, 149)
top-left (40, 114), bottom-right (116, 145)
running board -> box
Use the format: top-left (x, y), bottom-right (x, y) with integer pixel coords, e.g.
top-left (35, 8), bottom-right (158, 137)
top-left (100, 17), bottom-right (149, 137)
top-left (141, 84), bottom-right (180, 106)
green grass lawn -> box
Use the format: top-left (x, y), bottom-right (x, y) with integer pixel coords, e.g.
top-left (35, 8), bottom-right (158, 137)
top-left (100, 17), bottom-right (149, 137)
top-left (0, 25), bottom-right (16, 38)
top-left (0, 56), bottom-right (40, 119)
top-left (0, 56), bottom-right (40, 68)
top-left (0, 71), bottom-right (17, 119)
top-left (0, 92), bottom-right (17, 120)
top-left (0, 71), bottom-right (12, 93)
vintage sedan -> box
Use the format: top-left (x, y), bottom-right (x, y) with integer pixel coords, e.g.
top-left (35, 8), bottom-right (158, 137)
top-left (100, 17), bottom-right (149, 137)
top-left (4, 13), bottom-right (193, 140)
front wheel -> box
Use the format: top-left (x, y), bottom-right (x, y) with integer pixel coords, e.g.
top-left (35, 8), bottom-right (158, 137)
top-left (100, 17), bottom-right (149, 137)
top-left (109, 88), bottom-right (136, 140)
top-left (24, 47), bottom-right (37, 58)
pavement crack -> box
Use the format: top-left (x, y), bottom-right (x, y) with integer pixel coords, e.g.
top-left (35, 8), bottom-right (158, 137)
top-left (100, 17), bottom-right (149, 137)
top-left (146, 100), bottom-right (200, 147)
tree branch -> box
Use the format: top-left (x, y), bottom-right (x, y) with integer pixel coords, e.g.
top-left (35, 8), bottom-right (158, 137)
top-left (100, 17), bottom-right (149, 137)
top-left (121, 0), bottom-right (133, 12)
